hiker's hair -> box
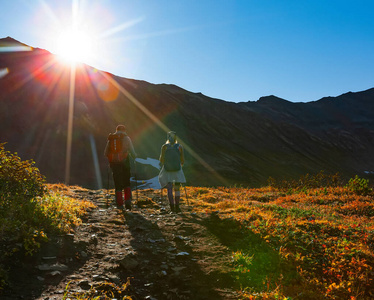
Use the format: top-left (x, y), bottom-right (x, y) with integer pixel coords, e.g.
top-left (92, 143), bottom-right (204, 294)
top-left (166, 131), bottom-right (177, 144)
top-left (116, 125), bottom-right (126, 132)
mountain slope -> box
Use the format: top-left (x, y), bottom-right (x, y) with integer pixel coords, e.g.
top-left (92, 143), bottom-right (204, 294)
top-left (1, 37), bottom-right (374, 188)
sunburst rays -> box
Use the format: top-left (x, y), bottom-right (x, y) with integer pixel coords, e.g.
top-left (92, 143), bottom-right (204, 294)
top-left (1, 0), bottom-right (228, 187)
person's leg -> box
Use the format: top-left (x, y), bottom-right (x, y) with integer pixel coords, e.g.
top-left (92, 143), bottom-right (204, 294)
top-left (167, 182), bottom-right (174, 212)
top-left (112, 164), bottom-right (124, 208)
top-left (115, 190), bottom-right (123, 208)
top-left (174, 183), bottom-right (181, 213)
top-left (123, 160), bottom-right (132, 210)
top-left (124, 187), bottom-right (132, 210)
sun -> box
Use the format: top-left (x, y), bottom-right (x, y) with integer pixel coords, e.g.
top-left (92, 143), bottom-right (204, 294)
top-left (53, 27), bottom-right (97, 64)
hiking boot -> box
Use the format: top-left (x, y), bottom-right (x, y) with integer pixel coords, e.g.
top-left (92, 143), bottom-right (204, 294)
top-left (175, 204), bottom-right (181, 213)
top-left (170, 203), bottom-right (175, 213)
top-left (125, 202), bottom-right (132, 211)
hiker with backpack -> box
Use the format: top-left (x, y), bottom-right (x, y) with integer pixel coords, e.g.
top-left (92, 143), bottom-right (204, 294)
top-left (158, 131), bottom-right (186, 213)
top-left (104, 125), bottom-right (137, 210)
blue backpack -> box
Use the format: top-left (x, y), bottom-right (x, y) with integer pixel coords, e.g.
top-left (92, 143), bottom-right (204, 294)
top-left (164, 143), bottom-right (181, 171)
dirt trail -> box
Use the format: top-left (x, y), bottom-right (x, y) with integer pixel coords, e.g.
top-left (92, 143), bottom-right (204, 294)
top-left (2, 187), bottom-right (239, 299)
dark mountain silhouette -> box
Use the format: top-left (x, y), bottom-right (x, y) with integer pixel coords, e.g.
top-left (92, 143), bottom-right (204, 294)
top-left (1, 36), bottom-right (374, 188)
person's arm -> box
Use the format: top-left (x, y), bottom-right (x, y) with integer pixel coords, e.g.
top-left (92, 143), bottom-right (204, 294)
top-left (179, 144), bottom-right (185, 166)
top-left (126, 136), bottom-right (137, 159)
top-left (159, 144), bottom-right (166, 165)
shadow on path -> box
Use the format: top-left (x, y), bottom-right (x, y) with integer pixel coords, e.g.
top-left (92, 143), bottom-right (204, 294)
top-left (187, 212), bottom-right (299, 293)
top-left (122, 210), bottom-right (225, 299)
top-left (0, 234), bottom-right (89, 300)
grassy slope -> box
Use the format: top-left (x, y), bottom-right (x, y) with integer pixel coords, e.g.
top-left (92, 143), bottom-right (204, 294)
top-left (186, 183), bottom-right (374, 300)
top-left (1, 179), bottom-right (373, 299)
top-left (0, 184), bottom-right (95, 290)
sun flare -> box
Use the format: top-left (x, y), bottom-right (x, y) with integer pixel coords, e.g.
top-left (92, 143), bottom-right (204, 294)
top-left (53, 27), bottom-right (97, 64)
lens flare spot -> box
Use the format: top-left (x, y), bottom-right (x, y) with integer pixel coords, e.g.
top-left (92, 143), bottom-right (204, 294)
top-left (88, 69), bottom-right (119, 102)
top-left (0, 68), bottom-right (9, 78)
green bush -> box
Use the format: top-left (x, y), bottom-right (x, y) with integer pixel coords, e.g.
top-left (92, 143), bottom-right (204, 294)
top-left (0, 144), bottom-right (95, 291)
top-left (0, 143), bottom-right (46, 202)
top-left (0, 143), bottom-right (47, 249)
top-left (345, 175), bottom-right (372, 195)
top-left (0, 143), bottom-right (47, 290)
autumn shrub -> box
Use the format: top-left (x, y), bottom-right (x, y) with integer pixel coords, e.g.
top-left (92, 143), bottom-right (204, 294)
top-left (0, 144), bottom-right (94, 291)
top-left (268, 171), bottom-right (343, 193)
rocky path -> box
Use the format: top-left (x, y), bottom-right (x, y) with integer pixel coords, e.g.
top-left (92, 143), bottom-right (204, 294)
top-left (2, 187), bottom-right (239, 299)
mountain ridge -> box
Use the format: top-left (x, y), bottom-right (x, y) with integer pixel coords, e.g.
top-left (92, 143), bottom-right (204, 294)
top-left (1, 37), bottom-right (374, 188)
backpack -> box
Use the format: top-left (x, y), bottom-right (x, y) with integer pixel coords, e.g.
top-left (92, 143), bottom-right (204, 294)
top-left (106, 133), bottom-right (128, 163)
top-left (164, 143), bottom-right (181, 171)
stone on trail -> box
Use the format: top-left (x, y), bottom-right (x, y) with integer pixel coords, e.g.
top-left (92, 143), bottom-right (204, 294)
top-left (119, 256), bottom-right (139, 270)
top-left (38, 263), bottom-right (68, 271)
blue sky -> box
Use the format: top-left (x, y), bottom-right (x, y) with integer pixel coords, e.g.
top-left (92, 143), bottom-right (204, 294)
top-left (1, 0), bottom-right (373, 103)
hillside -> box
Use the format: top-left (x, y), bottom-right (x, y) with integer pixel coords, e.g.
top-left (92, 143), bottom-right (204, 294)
top-left (1, 37), bottom-right (374, 188)
top-left (1, 185), bottom-right (239, 300)
top-left (1, 178), bottom-right (374, 300)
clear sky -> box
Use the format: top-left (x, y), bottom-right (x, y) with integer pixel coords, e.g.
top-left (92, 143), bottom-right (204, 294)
top-left (1, 0), bottom-right (373, 103)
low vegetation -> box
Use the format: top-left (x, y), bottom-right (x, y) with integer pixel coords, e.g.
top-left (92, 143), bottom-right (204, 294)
top-left (1, 142), bottom-right (373, 299)
top-left (0, 143), bottom-right (94, 290)
top-left (188, 172), bottom-right (374, 299)
top-left (63, 279), bottom-right (132, 300)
